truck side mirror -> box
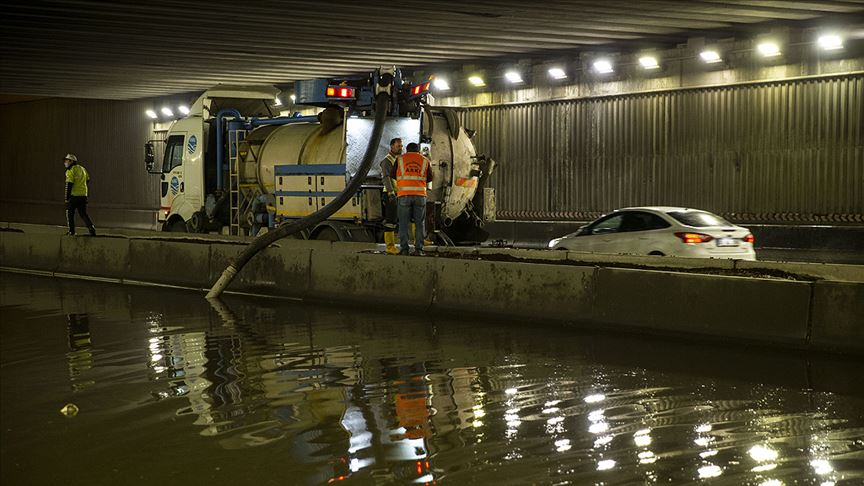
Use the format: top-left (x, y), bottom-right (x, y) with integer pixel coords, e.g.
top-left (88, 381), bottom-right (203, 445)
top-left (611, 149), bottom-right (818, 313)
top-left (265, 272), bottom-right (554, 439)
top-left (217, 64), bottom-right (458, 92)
top-left (144, 142), bottom-right (156, 172)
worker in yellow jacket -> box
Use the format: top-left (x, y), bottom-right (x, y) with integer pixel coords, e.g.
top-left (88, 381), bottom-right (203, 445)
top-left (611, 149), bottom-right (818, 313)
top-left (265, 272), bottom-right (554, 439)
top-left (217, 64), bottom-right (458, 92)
top-left (63, 154), bottom-right (96, 236)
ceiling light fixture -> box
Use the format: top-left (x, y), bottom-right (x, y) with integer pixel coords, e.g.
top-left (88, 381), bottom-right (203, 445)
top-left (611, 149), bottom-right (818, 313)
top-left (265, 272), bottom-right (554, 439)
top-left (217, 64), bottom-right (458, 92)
top-left (593, 59), bottom-right (613, 74)
top-left (700, 50), bottom-right (722, 63)
top-left (505, 71), bottom-right (523, 83)
top-left (639, 56), bottom-right (660, 70)
top-left (548, 67), bottom-right (567, 79)
top-left (817, 34), bottom-right (843, 51)
top-left (757, 42), bottom-right (781, 57)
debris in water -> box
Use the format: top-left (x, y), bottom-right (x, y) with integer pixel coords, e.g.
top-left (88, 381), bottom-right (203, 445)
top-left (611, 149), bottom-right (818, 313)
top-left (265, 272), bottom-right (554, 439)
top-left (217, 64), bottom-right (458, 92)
top-left (60, 403), bottom-right (79, 417)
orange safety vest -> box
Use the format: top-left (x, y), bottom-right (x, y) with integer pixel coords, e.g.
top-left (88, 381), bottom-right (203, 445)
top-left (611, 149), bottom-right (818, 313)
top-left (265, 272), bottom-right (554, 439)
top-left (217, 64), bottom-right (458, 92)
top-left (395, 152), bottom-right (429, 198)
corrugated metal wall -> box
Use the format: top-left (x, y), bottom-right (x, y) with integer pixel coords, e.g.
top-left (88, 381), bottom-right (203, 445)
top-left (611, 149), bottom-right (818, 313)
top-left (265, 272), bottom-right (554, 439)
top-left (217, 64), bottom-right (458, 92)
top-left (0, 98), bottom-right (159, 228)
top-left (460, 73), bottom-right (863, 224)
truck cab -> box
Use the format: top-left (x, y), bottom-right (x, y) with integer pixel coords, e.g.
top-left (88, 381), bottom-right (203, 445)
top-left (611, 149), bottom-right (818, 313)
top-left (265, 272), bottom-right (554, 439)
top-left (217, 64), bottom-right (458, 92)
top-left (147, 86), bottom-right (280, 232)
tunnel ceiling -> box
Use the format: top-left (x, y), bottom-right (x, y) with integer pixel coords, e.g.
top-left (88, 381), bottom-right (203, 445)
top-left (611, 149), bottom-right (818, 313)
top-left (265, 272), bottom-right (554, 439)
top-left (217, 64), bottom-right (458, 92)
top-left (2, 0), bottom-right (863, 100)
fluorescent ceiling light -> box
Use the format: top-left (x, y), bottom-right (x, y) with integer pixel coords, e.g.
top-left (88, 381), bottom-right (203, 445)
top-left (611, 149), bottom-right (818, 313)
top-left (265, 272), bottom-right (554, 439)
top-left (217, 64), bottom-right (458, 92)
top-left (757, 42), bottom-right (781, 57)
top-left (700, 50), bottom-right (722, 63)
top-left (290, 94), bottom-right (296, 102)
top-left (433, 78), bottom-right (450, 90)
top-left (145, 109), bottom-right (158, 119)
top-left (468, 76), bottom-right (485, 87)
top-left (505, 71), bottom-right (523, 83)
top-left (160, 107), bottom-right (173, 117)
top-left (177, 105), bottom-right (190, 115)
top-left (817, 34), bottom-right (843, 50)
top-left (273, 97), bottom-right (282, 106)
top-left (548, 67), bottom-right (567, 79)
top-left (593, 59), bottom-right (613, 74)
top-left (639, 56), bottom-right (659, 69)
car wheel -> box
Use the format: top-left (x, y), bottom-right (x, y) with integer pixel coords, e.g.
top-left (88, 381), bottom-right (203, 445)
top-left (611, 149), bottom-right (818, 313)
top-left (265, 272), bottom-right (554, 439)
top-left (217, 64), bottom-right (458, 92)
top-left (648, 251), bottom-right (665, 256)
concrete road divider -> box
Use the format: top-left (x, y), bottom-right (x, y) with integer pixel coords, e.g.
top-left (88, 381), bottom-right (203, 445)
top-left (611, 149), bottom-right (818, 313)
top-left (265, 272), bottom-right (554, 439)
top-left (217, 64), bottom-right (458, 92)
top-left (594, 267), bottom-right (812, 346)
top-left (0, 224), bottom-right (861, 354)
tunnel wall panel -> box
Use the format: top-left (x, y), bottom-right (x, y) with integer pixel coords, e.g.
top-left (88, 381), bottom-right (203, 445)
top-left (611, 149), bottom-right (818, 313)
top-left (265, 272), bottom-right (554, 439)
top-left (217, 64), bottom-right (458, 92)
top-left (460, 73), bottom-right (864, 224)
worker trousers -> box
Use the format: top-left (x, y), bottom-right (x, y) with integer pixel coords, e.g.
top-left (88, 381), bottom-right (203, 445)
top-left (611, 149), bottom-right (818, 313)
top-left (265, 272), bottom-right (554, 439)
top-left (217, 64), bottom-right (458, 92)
top-left (397, 195), bottom-right (426, 253)
top-left (66, 196), bottom-right (95, 236)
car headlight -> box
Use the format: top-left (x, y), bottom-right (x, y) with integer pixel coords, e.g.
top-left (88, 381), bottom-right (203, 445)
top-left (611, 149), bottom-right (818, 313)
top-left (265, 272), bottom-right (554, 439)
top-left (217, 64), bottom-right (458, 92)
top-left (548, 238), bottom-right (561, 248)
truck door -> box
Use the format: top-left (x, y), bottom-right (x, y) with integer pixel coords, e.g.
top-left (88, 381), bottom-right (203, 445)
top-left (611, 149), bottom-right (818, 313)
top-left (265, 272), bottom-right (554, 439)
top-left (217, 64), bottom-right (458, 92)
top-left (160, 133), bottom-right (186, 216)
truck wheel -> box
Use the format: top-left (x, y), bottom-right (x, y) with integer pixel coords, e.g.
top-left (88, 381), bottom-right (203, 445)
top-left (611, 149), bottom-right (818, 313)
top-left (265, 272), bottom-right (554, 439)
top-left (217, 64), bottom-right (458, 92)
top-left (313, 227), bottom-right (340, 241)
top-left (166, 219), bottom-right (187, 233)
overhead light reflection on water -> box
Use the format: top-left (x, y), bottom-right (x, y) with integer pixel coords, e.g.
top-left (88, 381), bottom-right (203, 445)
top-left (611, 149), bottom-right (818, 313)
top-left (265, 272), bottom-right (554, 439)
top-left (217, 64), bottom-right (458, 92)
top-left (594, 435), bottom-right (613, 447)
top-left (555, 439), bottom-right (572, 452)
top-left (759, 480), bottom-right (783, 486)
top-left (596, 459), bottom-right (616, 471)
top-left (810, 459), bottom-right (833, 475)
top-left (752, 463), bottom-right (778, 472)
top-left (584, 393), bottom-right (605, 403)
top-left (749, 444), bottom-right (779, 462)
top-left (633, 428), bottom-right (652, 446)
top-left (694, 436), bottom-right (713, 447)
top-left (698, 464), bottom-right (723, 478)
top-left (638, 450), bottom-right (656, 464)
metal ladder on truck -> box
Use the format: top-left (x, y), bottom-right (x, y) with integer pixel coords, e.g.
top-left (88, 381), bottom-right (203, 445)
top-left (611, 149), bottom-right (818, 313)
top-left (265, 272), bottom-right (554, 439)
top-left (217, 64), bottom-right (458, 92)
top-left (228, 128), bottom-right (246, 236)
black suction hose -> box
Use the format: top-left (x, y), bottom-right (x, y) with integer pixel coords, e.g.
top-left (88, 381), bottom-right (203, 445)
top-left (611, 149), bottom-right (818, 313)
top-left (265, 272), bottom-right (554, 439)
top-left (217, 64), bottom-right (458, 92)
top-left (207, 93), bottom-right (390, 298)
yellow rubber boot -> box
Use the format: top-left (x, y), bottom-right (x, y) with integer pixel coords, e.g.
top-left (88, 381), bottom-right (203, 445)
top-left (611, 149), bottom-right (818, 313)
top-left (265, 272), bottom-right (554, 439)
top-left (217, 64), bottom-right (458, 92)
top-left (384, 231), bottom-right (400, 254)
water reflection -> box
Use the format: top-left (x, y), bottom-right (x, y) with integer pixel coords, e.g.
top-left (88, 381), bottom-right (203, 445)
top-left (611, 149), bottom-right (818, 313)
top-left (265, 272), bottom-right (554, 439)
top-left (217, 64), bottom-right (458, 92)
top-left (1, 273), bottom-right (863, 485)
top-left (66, 313), bottom-right (94, 391)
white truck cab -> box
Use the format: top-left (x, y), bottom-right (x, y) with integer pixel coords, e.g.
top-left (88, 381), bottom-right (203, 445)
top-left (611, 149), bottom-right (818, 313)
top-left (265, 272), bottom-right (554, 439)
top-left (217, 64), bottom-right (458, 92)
top-left (147, 86), bottom-right (279, 232)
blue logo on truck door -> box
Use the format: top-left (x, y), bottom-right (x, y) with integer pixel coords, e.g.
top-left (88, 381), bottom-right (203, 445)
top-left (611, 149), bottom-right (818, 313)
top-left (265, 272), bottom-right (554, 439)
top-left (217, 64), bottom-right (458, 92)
top-left (170, 176), bottom-right (180, 195)
top-left (187, 135), bottom-right (197, 154)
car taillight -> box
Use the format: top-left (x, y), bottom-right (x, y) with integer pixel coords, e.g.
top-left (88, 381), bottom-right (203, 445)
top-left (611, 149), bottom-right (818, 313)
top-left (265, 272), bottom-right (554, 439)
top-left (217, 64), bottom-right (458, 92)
top-left (675, 232), bottom-right (714, 244)
top-left (743, 233), bottom-right (755, 244)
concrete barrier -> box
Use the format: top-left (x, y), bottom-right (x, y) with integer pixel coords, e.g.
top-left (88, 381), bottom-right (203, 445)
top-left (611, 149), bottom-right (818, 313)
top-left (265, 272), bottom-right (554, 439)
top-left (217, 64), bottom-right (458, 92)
top-left (1, 223), bottom-right (861, 354)
top-left (210, 243), bottom-right (311, 298)
top-left (128, 239), bottom-right (211, 289)
top-left (58, 235), bottom-right (129, 279)
top-left (0, 230), bottom-right (61, 272)
top-left (434, 258), bottom-right (596, 321)
top-left (309, 249), bottom-right (435, 307)
top-left (594, 267), bottom-right (812, 346)
top-left (809, 281), bottom-right (864, 353)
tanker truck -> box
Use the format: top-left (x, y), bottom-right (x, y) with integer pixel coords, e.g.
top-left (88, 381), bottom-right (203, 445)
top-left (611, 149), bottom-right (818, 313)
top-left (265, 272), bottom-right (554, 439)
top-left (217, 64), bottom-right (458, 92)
top-left (144, 67), bottom-right (496, 244)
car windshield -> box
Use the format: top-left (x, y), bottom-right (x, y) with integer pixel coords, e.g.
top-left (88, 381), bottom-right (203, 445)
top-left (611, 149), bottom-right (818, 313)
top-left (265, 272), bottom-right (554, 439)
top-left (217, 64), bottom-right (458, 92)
top-left (667, 210), bottom-right (732, 227)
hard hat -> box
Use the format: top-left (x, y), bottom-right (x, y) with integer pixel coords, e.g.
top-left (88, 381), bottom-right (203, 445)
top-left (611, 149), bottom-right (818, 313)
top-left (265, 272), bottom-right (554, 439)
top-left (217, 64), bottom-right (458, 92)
top-left (64, 153), bottom-right (78, 162)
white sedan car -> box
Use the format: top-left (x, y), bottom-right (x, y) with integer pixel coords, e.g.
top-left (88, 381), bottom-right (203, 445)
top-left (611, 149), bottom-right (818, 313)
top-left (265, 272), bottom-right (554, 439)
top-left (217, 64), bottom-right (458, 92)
top-left (548, 207), bottom-right (756, 260)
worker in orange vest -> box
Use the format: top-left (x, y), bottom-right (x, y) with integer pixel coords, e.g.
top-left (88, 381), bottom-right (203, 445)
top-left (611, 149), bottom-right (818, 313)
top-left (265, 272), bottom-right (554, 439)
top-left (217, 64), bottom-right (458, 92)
top-left (391, 142), bottom-right (433, 256)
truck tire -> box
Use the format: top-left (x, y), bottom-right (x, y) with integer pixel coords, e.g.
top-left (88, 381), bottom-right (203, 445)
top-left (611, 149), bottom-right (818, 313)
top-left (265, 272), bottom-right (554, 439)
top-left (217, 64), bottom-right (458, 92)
top-left (313, 227), bottom-right (341, 241)
top-left (166, 218), bottom-right (187, 233)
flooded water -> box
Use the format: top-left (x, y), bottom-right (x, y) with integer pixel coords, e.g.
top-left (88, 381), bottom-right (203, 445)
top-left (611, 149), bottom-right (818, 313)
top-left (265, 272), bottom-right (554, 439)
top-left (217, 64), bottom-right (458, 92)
top-left (1, 272), bottom-right (863, 485)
